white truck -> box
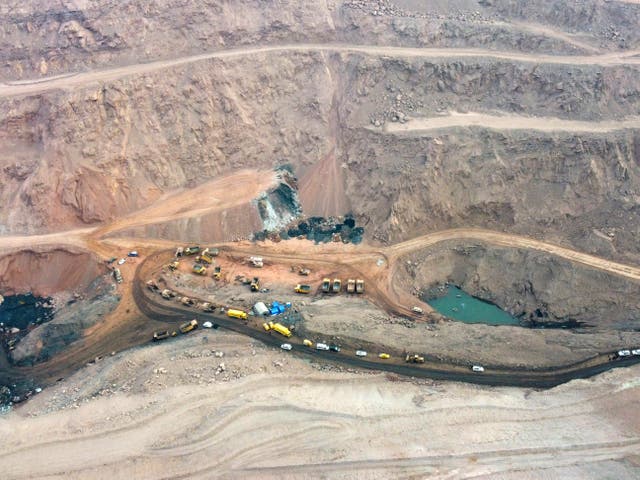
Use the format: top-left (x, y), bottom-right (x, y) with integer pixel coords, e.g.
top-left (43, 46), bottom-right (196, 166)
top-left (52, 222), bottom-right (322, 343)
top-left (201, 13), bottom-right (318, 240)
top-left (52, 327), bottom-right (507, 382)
top-left (316, 343), bottom-right (330, 351)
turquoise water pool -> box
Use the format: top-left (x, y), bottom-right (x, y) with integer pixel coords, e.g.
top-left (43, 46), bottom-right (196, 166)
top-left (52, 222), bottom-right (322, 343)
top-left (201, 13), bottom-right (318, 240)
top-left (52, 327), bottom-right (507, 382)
top-left (427, 286), bottom-right (520, 326)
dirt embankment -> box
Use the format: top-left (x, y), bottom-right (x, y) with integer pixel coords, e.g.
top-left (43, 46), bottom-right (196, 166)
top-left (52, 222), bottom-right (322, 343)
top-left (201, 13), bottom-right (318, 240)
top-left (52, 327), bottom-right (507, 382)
top-left (396, 241), bottom-right (640, 329)
top-left (0, 248), bottom-right (106, 296)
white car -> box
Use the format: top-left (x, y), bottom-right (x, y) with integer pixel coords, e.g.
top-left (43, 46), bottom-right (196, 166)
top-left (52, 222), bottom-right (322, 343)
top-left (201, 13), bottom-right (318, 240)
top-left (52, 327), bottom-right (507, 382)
top-left (202, 321), bottom-right (213, 329)
top-left (316, 343), bottom-right (330, 351)
top-left (355, 350), bottom-right (367, 357)
top-left (117, 258), bottom-right (126, 265)
top-left (618, 350), bottom-right (631, 357)
top-left (632, 349), bottom-right (640, 355)
top-left (472, 365), bottom-right (485, 373)
top-left (280, 343), bottom-right (292, 351)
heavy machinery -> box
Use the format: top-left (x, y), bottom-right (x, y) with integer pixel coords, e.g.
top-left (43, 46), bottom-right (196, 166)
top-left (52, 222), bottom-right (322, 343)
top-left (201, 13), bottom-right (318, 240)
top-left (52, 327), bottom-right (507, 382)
top-left (161, 289), bottom-right (175, 299)
top-left (298, 268), bottom-right (310, 276)
top-left (179, 319), bottom-right (198, 333)
top-left (250, 277), bottom-right (260, 292)
top-left (405, 354), bottom-right (425, 364)
top-left (168, 260), bottom-right (179, 271)
top-left (213, 266), bottom-right (222, 279)
top-left (262, 322), bottom-right (271, 331)
top-left (356, 279), bottom-right (365, 294)
top-left (249, 256), bottom-right (263, 267)
top-left (207, 247), bottom-right (220, 257)
top-left (153, 331), bottom-right (171, 342)
top-left (303, 339), bottom-right (313, 347)
top-left (332, 278), bottom-right (341, 293)
top-left (227, 309), bottom-right (248, 320)
top-left (181, 297), bottom-right (195, 306)
top-left (192, 264), bottom-right (207, 275)
top-left (196, 252), bottom-right (214, 264)
top-left (321, 278), bottom-right (331, 293)
top-left (346, 279), bottom-right (356, 293)
top-left (175, 247), bottom-right (184, 257)
top-left (294, 284), bottom-right (311, 294)
top-left (269, 322), bottom-right (292, 338)
top-left (378, 353), bottom-right (390, 359)
top-left (146, 280), bottom-right (159, 291)
top-left (185, 246), bottom-right (200, 256)
top-left (113, 268), bottom-right (123, 284)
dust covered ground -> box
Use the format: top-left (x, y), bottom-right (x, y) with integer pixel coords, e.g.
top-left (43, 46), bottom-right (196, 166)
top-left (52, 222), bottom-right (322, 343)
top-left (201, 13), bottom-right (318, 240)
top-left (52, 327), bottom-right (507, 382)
top-left (1, 329), bottom-right (639, 480)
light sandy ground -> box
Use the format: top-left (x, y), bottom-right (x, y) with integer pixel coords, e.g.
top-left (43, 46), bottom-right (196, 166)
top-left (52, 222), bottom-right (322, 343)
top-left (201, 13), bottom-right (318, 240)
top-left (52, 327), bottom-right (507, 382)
top-left (383, 111), bottom-right (640, 134)
top-left (2, 43), bottom-right (640, 98)
top-left (0, 330), bottom-right (638, 479)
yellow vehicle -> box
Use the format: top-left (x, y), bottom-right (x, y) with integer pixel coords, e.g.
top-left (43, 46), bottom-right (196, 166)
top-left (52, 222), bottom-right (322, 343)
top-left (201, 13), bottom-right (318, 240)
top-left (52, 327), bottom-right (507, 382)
top-left (294, 284), bottom-right (311, 294)
top-left (332, 278), bottom-right (341, 293)
top-left (213, 266), bottom-right (222, 279)
top-left (227, 309), bottom-right (248, 320)
top-left (168, 261), bottom-right (179, 271)
top-left (356, 279), bottom-right (365, 294)
top-left (192, 264), bottom-right (207, 275)
top-left (250, 277), bottom-right (260, 292)
top-left (346, 279), bottom-right (356, 293)
top-left (321, 278), bottom-right (331, 293)
top-left (197, 252), bottom-right (214, 264)
top-left (271, 323), bottom-right (292, 338)
top-left (262, 322), bottom-right (271, 331)
top-left (179, 319), bottom-right (198, 334)
top-left (378, 353), bottom-right (390, 359)
top-left (405, 354), bottom-right (425, 363)
top-left (303, 339), bottom-right (313, 347)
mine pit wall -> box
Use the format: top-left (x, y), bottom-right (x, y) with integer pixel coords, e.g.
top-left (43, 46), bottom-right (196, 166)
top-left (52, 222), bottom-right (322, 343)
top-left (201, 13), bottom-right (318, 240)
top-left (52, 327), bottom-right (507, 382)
top-left (397, 241), bottom-right (640, 330)
top-left (0, 248), bottom-right (107, 296)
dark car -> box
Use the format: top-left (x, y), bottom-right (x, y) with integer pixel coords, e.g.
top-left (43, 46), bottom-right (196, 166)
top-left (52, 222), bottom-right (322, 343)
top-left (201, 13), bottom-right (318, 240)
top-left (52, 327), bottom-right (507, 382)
top-left (153, 330), bottom-right (170, 342)
top-left (329, 345), bottom-right (341, 352)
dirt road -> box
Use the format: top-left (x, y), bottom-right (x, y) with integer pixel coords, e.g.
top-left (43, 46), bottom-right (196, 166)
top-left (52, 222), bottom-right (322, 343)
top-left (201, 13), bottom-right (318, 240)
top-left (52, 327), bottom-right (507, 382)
top-left (2, 43), bottom-right (640, 98)
top-left (383, 112), bottom-right (640, 134)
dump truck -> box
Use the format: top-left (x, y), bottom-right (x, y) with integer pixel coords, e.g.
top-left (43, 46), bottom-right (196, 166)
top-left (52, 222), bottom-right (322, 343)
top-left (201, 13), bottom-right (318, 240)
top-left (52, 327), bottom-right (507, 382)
top-left (405, 354), bottom-right (425, 364)
top-left (213, 266), bottom-right (222, 279)
top-left (321, 278), bottom-right (331, 293)
top-left (196, 252), bottom-right (214, 264)
top-left (270, 322), bottom-right (292, 338)
top-left (146, 280), bottom-right (159, 291)
top-left (192, 264), bottom-right (207, 275)
top-left (332, 278), bottom-right (341, 293)
top-left (294, 284), bottom-right (312, 294)
top-left (250, 277), bottom-right (260, 292)
top-left (206, 247), bottom-right (220, 257)
top-left (181, 297), bottom-right (195, 306)
top-left (356, 279), bottom-right (365, 294)
top-left (175, 247), bottom-right (184, 257)
top-left (249, 256), bottom-right (263, 267)
top-left (113, 268), bottom-right (123, 284)
top-left (346, 279), bottom-right (356, 293)
top-left (227, 309), bottom-right (248, 320)
top-left (161, 289), bottom-right (175, 299)
top-left (153, 330), bottom-right (171, 342)
top-left (168, 260), bottom-right (179, 271)
top-left (179, 319), bottom-right (198, 334)
top-left (185, 246), bottom-right (200, 256)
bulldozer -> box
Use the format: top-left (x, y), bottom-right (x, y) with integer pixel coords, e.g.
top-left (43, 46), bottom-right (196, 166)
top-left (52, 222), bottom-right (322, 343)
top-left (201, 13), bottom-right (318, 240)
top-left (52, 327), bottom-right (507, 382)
top-left (250, 277), bottom-right (260, 292)
top-left (405, 354), bottom-right (425, 364)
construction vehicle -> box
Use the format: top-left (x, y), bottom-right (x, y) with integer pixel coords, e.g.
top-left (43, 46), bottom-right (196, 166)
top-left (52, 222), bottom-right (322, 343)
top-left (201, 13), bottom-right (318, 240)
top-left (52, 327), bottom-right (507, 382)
top-left (346, 279), bottom-right (356, 293)
top-left (161, 289), bottom-right (175, 299)
top-left (167, 260), bottom-right (179, 271)
top-left (192, 264), bottom-right (207, 275)
top-left (113, 268), bottom-right (123, 284)
top-left (196, 252), bottom-right (214, 264)
top-left (207, 247), bottom-right (220, 257)
top-left (213, 266), bottom-right (222, 279)
top-left (269, 322), bottom-right (292, 338)
top-left (405, 354), bottom-right (425, 364)
top-left (179, 319), bottom-right (198, 334)
top-left (303, 339), bottom-right (313, 347)
top-left (175, 247), bottom-right (184, 257)
top-left (227, 309), bottom-right (248, 320)
top-left (249, 256), bottom-right (263, 268)
top-left (378, 353), bottom-right (390, 359)
top-left (294, 284), bottom-right (312, 294)
top-left (146, 280), bottom-right (159, 291)
top-left (200, 302), bottom-right (213, 312)
top-left (299, 268), bottom-right (310, 276)
top-left (332, 278), bottom-right (341, 293)
top-left (262, 322), bottom-right (271, 331)
top-left (356, 279), bottom-right (365, 294)
top-left (321, 278), bottom-right (331, 293)
top-left (153, 330), bottom-right (171, 342)
top-left (181, 297), bottom-right (195, 306)
top-left (184, 246), bottom-right (200, 256)
top-left (250, 277), bottom-right (260, 292)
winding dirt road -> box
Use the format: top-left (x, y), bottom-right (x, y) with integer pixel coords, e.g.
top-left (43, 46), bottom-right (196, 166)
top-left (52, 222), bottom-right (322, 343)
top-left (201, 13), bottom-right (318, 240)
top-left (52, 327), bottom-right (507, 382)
top-left (2, 43), bottom-right (640, 98)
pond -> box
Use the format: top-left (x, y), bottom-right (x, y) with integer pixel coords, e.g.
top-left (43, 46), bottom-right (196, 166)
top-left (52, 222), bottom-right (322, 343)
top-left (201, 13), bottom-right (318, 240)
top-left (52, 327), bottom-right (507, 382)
top-left (427, 285), bottom-right (520, 326)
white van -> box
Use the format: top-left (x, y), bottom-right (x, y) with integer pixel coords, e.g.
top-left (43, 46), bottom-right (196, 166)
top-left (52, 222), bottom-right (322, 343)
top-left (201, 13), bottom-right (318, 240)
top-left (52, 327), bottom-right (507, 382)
top-left (316, 343), bottom-right (330, 351)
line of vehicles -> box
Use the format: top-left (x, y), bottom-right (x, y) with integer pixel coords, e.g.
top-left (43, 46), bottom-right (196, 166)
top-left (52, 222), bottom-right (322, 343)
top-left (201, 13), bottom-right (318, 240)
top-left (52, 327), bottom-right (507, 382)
top-left (319, 277), bottom-right (364, 294)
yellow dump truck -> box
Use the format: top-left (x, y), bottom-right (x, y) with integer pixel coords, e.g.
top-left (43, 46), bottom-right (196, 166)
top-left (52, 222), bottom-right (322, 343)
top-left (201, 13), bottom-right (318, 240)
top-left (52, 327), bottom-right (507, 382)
top-left (213, 266), bottom-right (222, 279)
top-left (332, 278), bottom-right (341, 293)
top-left (179, 319), bottom-right (198, 333)
top-left (197, 252), bottom-right (214, 264)
top-left (227, 309), bottom-right (248, 320)
top-left (346, 279), bottom-right (356, 293)
top-left (321, 278), bottom-right (331, 293)
top-left (356, 279), bottom-right (365, 294)
top-left (192, 264), bottom-right (207, 275)
top-left (270, 322), bottom-right (292, 338)
top-left (294, 284), bottom-right (312, 294)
